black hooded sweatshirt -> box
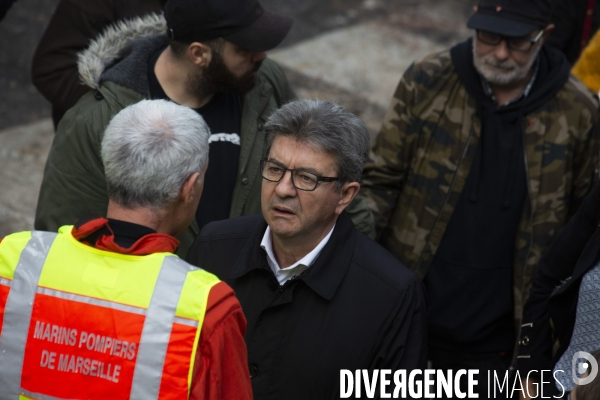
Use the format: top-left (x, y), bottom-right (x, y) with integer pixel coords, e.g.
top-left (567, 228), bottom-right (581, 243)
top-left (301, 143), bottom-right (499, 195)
top-left (425, 38), bottom-right (570, 354)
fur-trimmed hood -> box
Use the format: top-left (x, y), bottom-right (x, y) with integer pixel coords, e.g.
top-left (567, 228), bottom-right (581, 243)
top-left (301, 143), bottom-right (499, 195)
top-left (77, 13), bottom-right (166, 90)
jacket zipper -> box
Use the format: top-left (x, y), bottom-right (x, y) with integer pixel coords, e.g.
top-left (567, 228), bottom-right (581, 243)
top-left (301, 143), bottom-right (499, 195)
top-left (236, 86), bottom-right (272, 188)
top-left (509, 122), bottom-right (534, 371)
top-left (414, 111), bottom-right (477, 274)
top-left (230, 83), bottom-right (272, 218)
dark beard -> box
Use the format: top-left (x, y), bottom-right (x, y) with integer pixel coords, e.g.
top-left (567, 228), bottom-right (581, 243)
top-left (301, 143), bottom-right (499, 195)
top-left (189, 51), bottom-right (261, 99)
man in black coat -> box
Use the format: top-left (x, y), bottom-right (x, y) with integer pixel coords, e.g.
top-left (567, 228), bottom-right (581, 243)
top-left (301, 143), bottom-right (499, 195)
top-left (187, 99), bottom-right (427, 400)
top-left (518, 181), bottom-right (600, 397)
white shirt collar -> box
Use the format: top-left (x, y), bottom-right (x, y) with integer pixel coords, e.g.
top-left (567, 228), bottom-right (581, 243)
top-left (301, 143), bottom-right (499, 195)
top-left (260, 224), bottom-right (335, 285)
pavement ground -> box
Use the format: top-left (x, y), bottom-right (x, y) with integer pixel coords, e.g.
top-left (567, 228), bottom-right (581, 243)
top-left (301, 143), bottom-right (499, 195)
top-left (0, 0), bottom-right (474, 237)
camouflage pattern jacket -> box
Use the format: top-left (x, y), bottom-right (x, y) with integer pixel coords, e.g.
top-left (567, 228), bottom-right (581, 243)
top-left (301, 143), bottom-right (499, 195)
top-left (360, 46), bottom-right (599, 332)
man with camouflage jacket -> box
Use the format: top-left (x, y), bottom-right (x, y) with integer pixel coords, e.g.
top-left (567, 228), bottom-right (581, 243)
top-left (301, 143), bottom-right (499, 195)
top-left (360, 0), bottom-right (599, 394)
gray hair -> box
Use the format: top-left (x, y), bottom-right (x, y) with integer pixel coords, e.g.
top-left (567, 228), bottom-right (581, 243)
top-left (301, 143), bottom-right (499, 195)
top-left (101, 99), bottom-right (210, 209)
top-left (264, 99), bottom-right (369, 189)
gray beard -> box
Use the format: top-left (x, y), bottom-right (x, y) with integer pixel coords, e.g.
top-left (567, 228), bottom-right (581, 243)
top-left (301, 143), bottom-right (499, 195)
top-left (472, 39), bottom-right (540, 86)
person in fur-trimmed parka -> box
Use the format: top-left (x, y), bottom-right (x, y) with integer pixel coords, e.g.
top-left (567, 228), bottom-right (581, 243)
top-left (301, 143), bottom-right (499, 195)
top-left (34, 0), bottom-right (299, 257)
top-left (31, 0), bottom-right (167, 128)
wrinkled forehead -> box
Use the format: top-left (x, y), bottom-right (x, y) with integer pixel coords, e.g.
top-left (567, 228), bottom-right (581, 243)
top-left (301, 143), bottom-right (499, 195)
top-left (268, 135), bottom-right (338, 170)
top-left (268, 134), bottom-right (317, 155)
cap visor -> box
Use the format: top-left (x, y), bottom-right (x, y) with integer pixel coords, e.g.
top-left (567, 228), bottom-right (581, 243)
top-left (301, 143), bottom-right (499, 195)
top-left (467, 13), bottom-right (538, 37)
top-left (223, 10), bottom-right (293, 52)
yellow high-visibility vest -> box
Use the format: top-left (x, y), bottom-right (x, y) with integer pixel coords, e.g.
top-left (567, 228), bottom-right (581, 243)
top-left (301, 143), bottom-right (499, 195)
top-left (0, 226), bottom-right (220, 399)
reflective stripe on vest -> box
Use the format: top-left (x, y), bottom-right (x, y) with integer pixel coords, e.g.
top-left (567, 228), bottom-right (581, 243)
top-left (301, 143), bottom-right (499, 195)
top-left (0, 231), bottom-right (56, 396)
top-left (130, 255), bottom-right (196, 398)
top-left (0, 227), bottom-right (220, 399)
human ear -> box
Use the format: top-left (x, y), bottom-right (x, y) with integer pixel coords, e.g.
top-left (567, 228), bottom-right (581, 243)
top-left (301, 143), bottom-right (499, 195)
top-left (188, 42), bottom-right (212, 67)
top-left (334, 182), bottom-right (360, 215)
top-left (181, 172), bottom-right (201, 204)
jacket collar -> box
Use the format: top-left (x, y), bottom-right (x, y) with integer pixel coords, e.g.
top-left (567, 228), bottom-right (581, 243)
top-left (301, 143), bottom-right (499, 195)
top-left (72, 215), bottom-right (180, 255)
top-left (229, 212), bottom-right (358, 300)
top-left (100, 35), bottom-right (169, 97)
top-left (77, 13), bottom-right (166, 90)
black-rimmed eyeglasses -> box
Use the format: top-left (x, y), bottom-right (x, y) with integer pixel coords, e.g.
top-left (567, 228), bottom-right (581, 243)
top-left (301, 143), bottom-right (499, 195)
top-left (476, 29), bottom-right (544, 52)
top-left (260, 159), bottom-right (339, 191)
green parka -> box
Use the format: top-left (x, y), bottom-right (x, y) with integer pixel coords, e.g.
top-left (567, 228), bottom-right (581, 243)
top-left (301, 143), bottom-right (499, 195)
top-left (34, 14), bottom-right (297, 256)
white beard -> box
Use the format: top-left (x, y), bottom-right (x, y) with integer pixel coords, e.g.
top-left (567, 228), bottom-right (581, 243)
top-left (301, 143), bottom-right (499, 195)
top-left (472, 37), bottom-right (540, 86)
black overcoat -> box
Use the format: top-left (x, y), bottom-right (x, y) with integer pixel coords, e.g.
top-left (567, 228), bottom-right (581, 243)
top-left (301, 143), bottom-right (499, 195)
top-left (187, 212), bottom-right (427, 400)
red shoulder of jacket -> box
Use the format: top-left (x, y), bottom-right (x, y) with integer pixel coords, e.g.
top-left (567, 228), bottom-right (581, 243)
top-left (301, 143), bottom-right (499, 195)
top-left (190, 281), bottom-right (251, 400)
top-left (203, 281), bottom-right (246, 333)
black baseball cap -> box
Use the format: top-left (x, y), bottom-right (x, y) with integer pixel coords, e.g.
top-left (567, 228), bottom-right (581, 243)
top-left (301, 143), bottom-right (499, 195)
top-left (467, 0), bottom-right (552, 37)
top-left (164, 0), bottom-right (293, 52)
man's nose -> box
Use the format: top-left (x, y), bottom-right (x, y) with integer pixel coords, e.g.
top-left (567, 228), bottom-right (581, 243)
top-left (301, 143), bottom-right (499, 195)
top-left (251, 51), bottom-right (267, 63)
top-left (275, 170), bottom-right (297, 198)
top-left (493, 40), bottom-right (510, 60)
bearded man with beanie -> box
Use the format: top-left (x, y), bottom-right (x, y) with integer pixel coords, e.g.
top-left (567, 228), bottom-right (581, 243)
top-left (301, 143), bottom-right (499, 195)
top-left (359, 0), bottom-right (599, 396)
top-left (34, 0), bottom-right (297, 257)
